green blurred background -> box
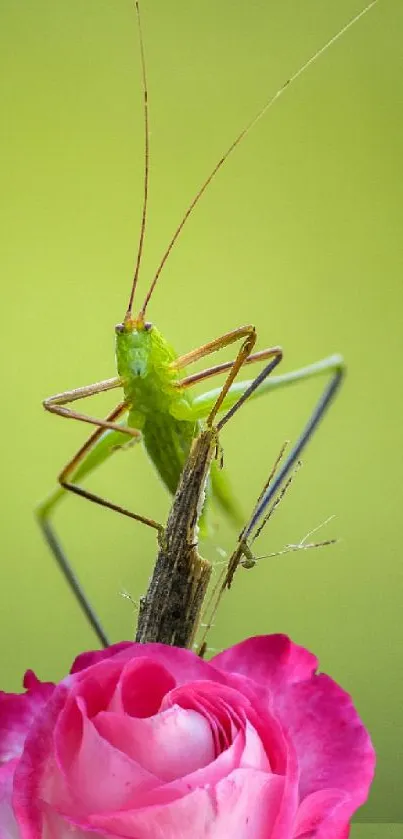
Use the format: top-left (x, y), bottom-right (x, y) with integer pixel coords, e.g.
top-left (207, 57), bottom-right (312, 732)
top-left (0, 0), bottom-right (401, 823)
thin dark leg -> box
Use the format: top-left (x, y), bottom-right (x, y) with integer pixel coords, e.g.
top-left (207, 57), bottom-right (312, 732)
top-left (242, 366), bottom-right (344, 541)
top-left (37, 402), bottom-right (145, 649)
top-left (38, 519), bottom-right (110, 648)
top-left (197, 361), bottom-right (344, 651)
top-left (217, 352), bottom-right (283, 431)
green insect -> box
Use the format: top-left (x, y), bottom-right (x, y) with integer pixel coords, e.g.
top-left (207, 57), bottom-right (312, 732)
top-left (36, 1), bottom-right (377, 647)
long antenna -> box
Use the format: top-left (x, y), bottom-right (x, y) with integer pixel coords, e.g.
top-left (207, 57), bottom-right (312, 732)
top-left (140, 0), bottom-right (378, 317)
top-left (126, 1), bottom-right (150, 318)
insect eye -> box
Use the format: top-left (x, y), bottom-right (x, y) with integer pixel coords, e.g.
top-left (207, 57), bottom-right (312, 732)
top-left (115, 323), bottom-right (125, 334)
top-left (144, 321), bottom-right (152, 331)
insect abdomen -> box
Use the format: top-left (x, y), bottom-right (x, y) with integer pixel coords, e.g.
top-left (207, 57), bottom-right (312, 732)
top-left (143, 413), bottom-right (197, 496)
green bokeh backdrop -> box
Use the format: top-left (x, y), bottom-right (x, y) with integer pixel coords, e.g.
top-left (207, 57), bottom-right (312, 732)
top-left (1, 0), bottom-right (401, 823)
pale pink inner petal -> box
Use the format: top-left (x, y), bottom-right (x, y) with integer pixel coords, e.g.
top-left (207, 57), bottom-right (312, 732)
top-left (213, 769), bottom-right (289, 839)
top-left (53, 700), bottom-right (159, 815)
top-left (175, 689), bottom-right (230, 754)
top-left (240, 720), bottom-right (271, 772)
top-left (156, 731), bottom-right (244, 798)
top-left (163, 680), bottom-right (286, 778)
top-left (87, 769), bottom-right (286, 839)
top-left (83, 784), bottom-right (217, 839)
top-left (162, 681), bottom-right (250, 753)
top-left (55, 663), bottom-right (125, 768)
top-left (94, 704), bottom-right (215, 781)
top-left (41, 803), bottom-right (107, 839)
top-left (117, 731), bottom-right (247, 809)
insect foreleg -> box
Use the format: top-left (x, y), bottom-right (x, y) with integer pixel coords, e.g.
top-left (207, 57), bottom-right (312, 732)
top-left (43, 376), bottom-right (140, 437)
top-left (44, 376), bottom-right (121, 404)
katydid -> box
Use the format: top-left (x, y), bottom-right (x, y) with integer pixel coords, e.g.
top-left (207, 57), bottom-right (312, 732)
top-left (36, 1), bottom-right (377, 647)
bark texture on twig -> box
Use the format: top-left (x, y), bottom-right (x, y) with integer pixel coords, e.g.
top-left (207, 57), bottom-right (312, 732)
top-left (136, 429), bottom-right (217, 648)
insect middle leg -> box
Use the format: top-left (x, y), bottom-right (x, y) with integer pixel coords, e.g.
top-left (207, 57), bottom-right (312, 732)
top-left (58, 421), bottom-right (163, 534)
top-left (169, 327), bottom-right (284, 520)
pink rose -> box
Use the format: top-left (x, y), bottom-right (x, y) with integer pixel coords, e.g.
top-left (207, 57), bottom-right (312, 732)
top-left (0, 636), bottom-right (374, 839)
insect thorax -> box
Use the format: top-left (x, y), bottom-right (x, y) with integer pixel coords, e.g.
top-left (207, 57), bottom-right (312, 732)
top-left (115, 322), bottom-right (180, 414)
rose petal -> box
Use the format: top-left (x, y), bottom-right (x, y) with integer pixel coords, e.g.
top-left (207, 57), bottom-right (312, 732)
top-left (164, 681), bottom-right (289, 776)
top-left (73, 643), bottom-right (226, 687)
top-left (13, 682), bottom-right (70, 839)
top-left (0, 672), bottom-right (54, 765)
top-left (293, 788), bottom-right (352, 838)
top-left (155, 732), bottom-right (244, 799)
top-left (167, 685), bottom-right (232, 754)
top-left (53, 699), bottom-right (159, 815)
top-left (87, 769), bottom-right (287, 839)
top-left (71, 643), bottom-right (134, 674)
top-left (240, 720), bottom-right (271, 772)
top-left (162, 682), bottom-right (246, 751)
top-left (66, 660), bottom-right (122, 721)
top-left (108, 659), bottom-right (175, 717)
top-left (212, 635), bottom-right (318, 691)
top-left (275, 673), bottom-right (375, 811)
top-left (22, 672), bottom-right (54, 699)
top-left (95, 704), bottom-right (215, 781)
top-left (0, 760), bottom-right (19, 839)
top-left (40, 805), bottom-right (105, 839)
top-left (7, 637), bottom-right (374, 839)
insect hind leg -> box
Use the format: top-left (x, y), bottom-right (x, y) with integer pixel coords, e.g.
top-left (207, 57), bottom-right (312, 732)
top-left (242, 362), bottom-right (344, 541)
top-left (37, 401), bottom-right (161, 649)
top-left (198, 357), bottom-right (345, 652)
top-left (36, 401), bottom-right (128, 648)
top-left (37, 516), bottom-right (110, 648)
